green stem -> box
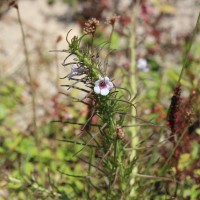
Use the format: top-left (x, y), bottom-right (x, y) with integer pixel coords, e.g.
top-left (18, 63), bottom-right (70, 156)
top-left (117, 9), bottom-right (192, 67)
top-left (55, 43), bottom-right (60, 91)
top-left (113, 137), bottom-right (118, 171)
top-left (129, 3), bottom-right (138, 197)
top-left (129, 4), bottom-right (137, 146)
top-left (8, 176), bottom-right (62, 197)
top-left (86, 148), bottom-right (93, 200)
top-left (16, 5), bottom-right (37, 139)
top-left (74, 49), bottom-right (98, 79)
top-left (178, 12), bottom-right (200, 83)
top-left (162, 127), bottom-right (188, 172)
top-left (108, 26), bottom-right (114, 51)
top-left (105, 25), bottom-right (114, 74)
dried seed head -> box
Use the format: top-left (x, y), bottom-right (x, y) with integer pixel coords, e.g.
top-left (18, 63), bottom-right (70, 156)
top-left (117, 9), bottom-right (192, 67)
top-left (106, 14), bottom-right (120, 26)
top-left (167, 84), bottom-right (181, 133)
top-left (83, 18), bottom-right (99, 35)
top-left (9, 0), bottom-right (18, 9)
top-left (56, 35), bottom-right (62, 44)
top-left (116, 124), bottom-right (125, 139)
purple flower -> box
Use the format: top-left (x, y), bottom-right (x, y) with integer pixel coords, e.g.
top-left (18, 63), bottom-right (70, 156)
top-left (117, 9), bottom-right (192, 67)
top-left (67, 64), bottom-right (86, 79)
top-left (137, 58), bottom-right (149, 71)
top-left (94, 75), bottom-right (113, 96)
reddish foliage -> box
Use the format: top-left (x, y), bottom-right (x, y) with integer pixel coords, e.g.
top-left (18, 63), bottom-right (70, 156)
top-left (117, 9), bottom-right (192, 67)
top-left (165, 87), bottom-right (200, 184)
top-left (167, 84), bottom-right (182, 134)
top-left (50, 95), bottom-right (69, 120)
top-left (152, 103), bottom-right (166, 122)
top-left (140, 1), bottom-right (154, 23)
top-left (119, 15), bottom-right (131, 27)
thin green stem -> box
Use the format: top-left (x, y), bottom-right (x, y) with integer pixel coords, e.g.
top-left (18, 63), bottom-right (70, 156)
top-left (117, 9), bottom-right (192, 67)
top-left (129, 3), bottom-right (137, 157)
top-left (113, 137), bottom-right (118, 172)
top-left (16, 6), bottom-right (37, 139)
top-left (91, 33), bottom-right (94, 54)
top-left (74, 49), bottom-right (98, 79)
top-left (129, 3), bottom-right (138, 197)
top-left (108, 26), bottom-right (114, 51)
top-left (8, 176), bottom-right (62, 197)
top-left (178, 12), bottom-right (200, 83)
top-left (86, 149), bottom-right (94, 200)
top-left (55, 43), bottom-right (60, 91)
top-left (105, 25), bottom-right (114, 74)
top-left (162, 127), bottom-right (188, 172)
top-left (133, 173), bottom-right (177, 183)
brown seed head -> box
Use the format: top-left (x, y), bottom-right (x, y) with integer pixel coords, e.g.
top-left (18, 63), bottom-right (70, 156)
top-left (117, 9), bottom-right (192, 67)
top-left (116, 124), bottom-right (125, 139)
top-left (167, 84), bottom-right (181, 133)
top-left (9, 0), bottom-right (18, 9)
top-left (83, 18), bottom-right (99, 35)
top-left (56, 35), bottom-right (63, 43)
top-left (106, 14), bottom-right (120, 26)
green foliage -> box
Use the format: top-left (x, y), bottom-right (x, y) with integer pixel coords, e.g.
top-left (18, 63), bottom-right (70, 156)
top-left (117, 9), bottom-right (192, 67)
top-left (0, 80), bottom-right (87, 199)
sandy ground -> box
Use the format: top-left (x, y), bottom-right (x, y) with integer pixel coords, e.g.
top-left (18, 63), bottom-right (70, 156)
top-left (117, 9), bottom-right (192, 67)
top-left (162, 0), bottom-right (200, 36)
top-left (0, 0), bottom-right (80, 76)
top-left (0, 0), bottom-right (81, 130)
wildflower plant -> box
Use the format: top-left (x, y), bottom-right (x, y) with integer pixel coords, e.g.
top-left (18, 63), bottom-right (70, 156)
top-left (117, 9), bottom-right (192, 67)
top-left (56, 17), bottom-right (138, 199)
top-left (53, 11), bottom-right (200, 199)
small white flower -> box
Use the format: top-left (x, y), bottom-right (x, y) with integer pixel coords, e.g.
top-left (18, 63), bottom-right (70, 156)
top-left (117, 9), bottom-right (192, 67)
top-left (94, 75), bottom-right (113, 96)
top-left (67, 64), bottom-right (86, 79)
top-left (137, 58), bottom-right (149, 71)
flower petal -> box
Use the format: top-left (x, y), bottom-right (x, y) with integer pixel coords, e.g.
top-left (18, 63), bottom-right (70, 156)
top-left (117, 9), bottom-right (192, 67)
top-left (74, 67), bottom-right (85, 74)
top-left (104, 76), bottom-right (109, 82)
top-left (107, 81), bottom-right (113, 90)
top-left (100, 88), bottom-right (109, 96)
top-left (95, 80), bottom-right (100, 86)
top-left (72, 64), bottom-right (78, 70)
top-left (94, 86), bottom-right (101, 94)
top-left (99, 75), bottom-right (104, 81)
top-left (137, 58), bottom-right (148, 71)
top-left (67, 72), bottom-right (77, 79)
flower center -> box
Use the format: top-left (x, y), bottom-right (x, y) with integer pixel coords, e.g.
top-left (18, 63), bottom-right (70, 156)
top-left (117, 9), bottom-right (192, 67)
top-left (99, 81), bottom-right (107, 89)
